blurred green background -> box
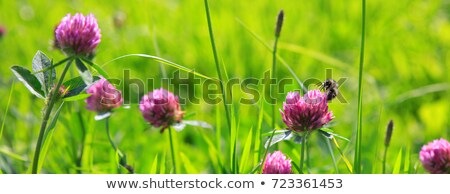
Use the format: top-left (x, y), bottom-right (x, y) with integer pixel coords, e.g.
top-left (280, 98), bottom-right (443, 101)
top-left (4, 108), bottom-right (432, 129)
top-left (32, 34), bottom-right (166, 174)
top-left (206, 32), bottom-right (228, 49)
top-left (0, 0), bottom-right (449, 173)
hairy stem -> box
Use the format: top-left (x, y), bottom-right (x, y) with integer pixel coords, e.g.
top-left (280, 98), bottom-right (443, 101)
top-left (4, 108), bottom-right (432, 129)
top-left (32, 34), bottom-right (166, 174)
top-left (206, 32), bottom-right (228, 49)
top-left (31, 59), bottom-right (72, 174)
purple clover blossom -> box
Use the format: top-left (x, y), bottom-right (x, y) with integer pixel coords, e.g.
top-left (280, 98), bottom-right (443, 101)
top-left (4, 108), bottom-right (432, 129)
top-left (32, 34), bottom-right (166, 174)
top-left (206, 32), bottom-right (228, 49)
top-left (55, 13), bottom-right (101, 56)
top-left (281, 90), bottom-right (333, 132)
top-left (0, 25), bottom-right (6, 38)
top-left (85, 78), bottom-right (123, 113)
top-left (419, 138), bottom-right (450, 174)
top-left (139, 88), bottom-right (184, 133)
top-left (263, 151), bottom-right (292, 174)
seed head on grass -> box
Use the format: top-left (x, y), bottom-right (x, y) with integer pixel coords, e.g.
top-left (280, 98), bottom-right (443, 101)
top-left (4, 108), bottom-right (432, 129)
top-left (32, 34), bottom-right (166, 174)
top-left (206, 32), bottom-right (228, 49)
top-left (384, 120), bottom-right (394, 147)
top-left (140, 88), bottom-right (184, 133)
top-left (55, 13), bottom-right (101, 56)
top-left (263, 151), bottom-right (292, 174)
top-left (85, 78), bottom-right (123, 113)
top-left (419, 138), bottom-right (450, 174)
top-left (274, 10), bottom-right (284, 37)
top-left (280, 90), bottom-right (333, 132)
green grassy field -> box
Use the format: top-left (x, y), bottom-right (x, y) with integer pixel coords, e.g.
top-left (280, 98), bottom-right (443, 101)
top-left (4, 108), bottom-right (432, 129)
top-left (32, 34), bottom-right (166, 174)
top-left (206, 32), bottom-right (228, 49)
top-left (0, 0), bottom-right (449, 174)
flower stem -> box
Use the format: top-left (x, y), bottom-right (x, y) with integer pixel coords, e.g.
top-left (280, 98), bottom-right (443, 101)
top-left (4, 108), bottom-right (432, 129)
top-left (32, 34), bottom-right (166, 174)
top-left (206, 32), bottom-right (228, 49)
top-left (204, 0), bottom-right (231, 130)
top-left (105, 116), bottom-right (133, 174)
top-left (105, 117), bottom-right (118, 153)
top-left (105, 117), bottom-right (120, 173)
top-left (299, 132), bottom-right (307, 173)
top-left (31, 59), bottom-right (72, 174)
top-left (168, 127), bottom-right (177, 174)
top-left (259, 129), bottom-right (277, 173)
top-left (354, 0), bottom-right (366, 174)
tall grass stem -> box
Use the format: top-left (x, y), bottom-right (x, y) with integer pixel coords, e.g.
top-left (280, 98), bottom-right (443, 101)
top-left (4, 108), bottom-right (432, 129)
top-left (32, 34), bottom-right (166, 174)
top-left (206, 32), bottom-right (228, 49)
top-left (271, 36), bottom-right (279, 138)
top-left (204, 0), bottom-right (231, 130)
top-left (354, 0), bottom-right (366, 174)
top-left (272, 10), bottom-right (283, 140)
top-left (382, 120), bottom-right (394, 173)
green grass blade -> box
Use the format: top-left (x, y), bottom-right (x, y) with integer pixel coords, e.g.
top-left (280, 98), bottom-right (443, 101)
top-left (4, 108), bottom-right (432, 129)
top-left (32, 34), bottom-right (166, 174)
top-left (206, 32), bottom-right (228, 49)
top-left (254, 100), bottom-right (264, 165)
top-left (214, 105), bottom-right (223, 173)
top-left (291, 161), bottom-right (302, 174)
top-left (413, 161), bottom-right (419, 174)
top-left (204, 0), bottom-right (232, 131)
top-left (394, 83), bottom-right (450, 104)
top-left (230, 105), bottom-right (238, 173)
top-left (373, 106), bottom-right (383, 174)
top-left (200, 130), bottom-right (222, 173)
top-left (0, 80), bottom-right (14, 142)
top-left (100, 54), bottom-right (213, 80)
top-left (239, 127), bottom-right (253, 173)
top-left (382, 147), bottom-right (388, 174)
top-left (354, 0), bottom-right (366, 174)
top-left (150, 154), bottom-right (159, 174)
top-left (392, 148), bottom-right (403, 174)
top-left (262, 111), bottom-right (281, 130)
top-left (0, 148), bottom-right (27, 162)
top-left (271, 10), bottom-right (282, 143)
top-left (180, 152), bottom-right (198, 173)
top-left (324, 136), bottom-right (339, 173)
top-left (151, 27), bottom-right (168, 79)
top-left (160, 151), bottom-right (166, 174)
top-left (332, 138), bottom-right (353, 173)
top-left (220, 59), bottom-right (231, 102)
top-left (404, 146), bottom-right (410, 173)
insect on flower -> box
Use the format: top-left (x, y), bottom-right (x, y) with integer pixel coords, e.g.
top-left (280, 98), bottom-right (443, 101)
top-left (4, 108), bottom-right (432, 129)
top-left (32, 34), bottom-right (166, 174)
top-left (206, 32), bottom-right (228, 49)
top-left (318, 79), bottom-right (339, 101)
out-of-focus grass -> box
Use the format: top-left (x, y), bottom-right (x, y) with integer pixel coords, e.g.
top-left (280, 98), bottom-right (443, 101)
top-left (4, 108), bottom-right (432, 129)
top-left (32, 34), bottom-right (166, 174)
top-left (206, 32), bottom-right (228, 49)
top-left (0, 0), bottom-right (449, 173)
